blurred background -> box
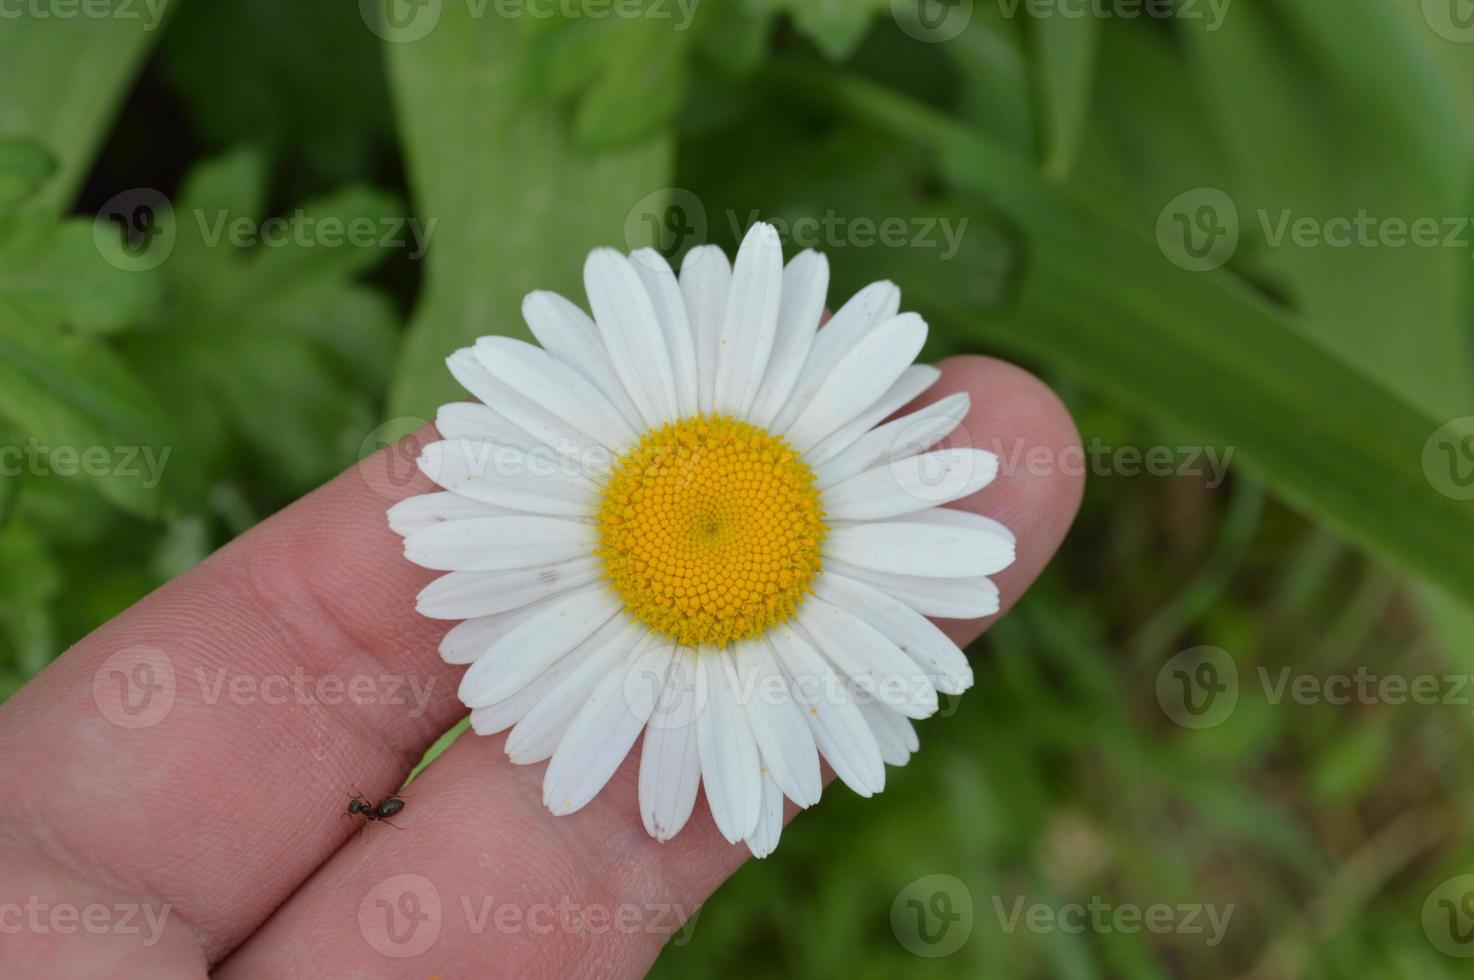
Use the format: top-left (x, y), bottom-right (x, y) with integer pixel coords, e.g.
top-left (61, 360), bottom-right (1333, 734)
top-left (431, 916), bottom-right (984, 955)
top-left (3, 0), bottom-right (1474, 976)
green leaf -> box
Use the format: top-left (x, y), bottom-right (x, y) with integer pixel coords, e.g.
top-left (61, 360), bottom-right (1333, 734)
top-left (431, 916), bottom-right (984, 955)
top-left (1029, 7), bottom-right (1100, 180)
top-left (0, 308), bottom-right (181, 517)
top-left (766, 0), bottom-right (885, 60)
top-left (384, 6), bottom-right (675, 424)
top-left (0, 139), bottom-right (57, 212)
top-left (0, 0), bottom-right (169, 214)
top-left (162, 0), bottom-right (392, 181)
top-left (1180, 0), bottom-right (1474, 418)
top-left (801, 67), bottom-right (1474, 609)
top-left (0, 214), bottom-right (161, 335)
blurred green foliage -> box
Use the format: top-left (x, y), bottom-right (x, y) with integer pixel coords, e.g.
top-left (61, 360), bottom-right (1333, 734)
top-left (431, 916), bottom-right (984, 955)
top-left (2, 0), bottom-right (1473, 975)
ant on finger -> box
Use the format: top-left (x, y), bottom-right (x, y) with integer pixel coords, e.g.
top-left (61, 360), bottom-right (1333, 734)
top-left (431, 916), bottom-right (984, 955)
top-left (343, 788), bottom-right (407, 830)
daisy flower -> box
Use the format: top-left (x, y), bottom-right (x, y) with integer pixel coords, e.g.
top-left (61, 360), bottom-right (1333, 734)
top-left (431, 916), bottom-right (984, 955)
top-left (389, 223), bottom-right (1015, 857)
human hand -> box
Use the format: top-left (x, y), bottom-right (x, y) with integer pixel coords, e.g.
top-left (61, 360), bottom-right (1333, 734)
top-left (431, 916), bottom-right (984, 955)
top-left (0, 355), bottom-right (1081, 977)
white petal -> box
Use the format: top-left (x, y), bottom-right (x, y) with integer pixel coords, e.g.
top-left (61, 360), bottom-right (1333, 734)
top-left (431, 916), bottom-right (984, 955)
top-left (435, 402), bottom-right (538, 449)
top-left (696, 647), bottom-right (763, 843)
top-left (458, 587), bottom-right (620, 708)
top-left (403, 515), bottom-right (595, 572)
top-left (505, 618), bottom-right (649, 763)
top-left (905, 506), bottom-right (1018, 546)
top-left (714, 223), bottom-right (783, 416)
top-left (803, 364), bottom-right (941, 466)
top-left (415, 556), bottom-right (602, 620)
top-left (824, 516), bottom-right (1014, 578)
top-left (447, 349), bottom-right (603, 461)
top-left (639, 647), bottom-right (705, 841)
top-left (469, 616), bottom-right (626, 736)
top-left (859, 701), bottom-right (918, 767)
top-left (796, 596), bottom-right (938, 719)
top-left (766, 623), bottom-right (885, 797)
top-left (543, 637), bottom-right (675, 816)
top-left (827, 560), bottom-right (1000, 620)
top-left (744, 772), bottom-right (786, 859)
top-left (417, 440), bottom-right (598, 517)
top-left (815, 392), bottom-right (970, 487)
top-left (771, 280), bottom-right (900, 431)
top-left (438, 601), bottom-right (550, 664)
top-left (783, 314), bottom-right (928, 453)
top-left (748, 250), bottom-right (829, 428)
top-left (474, 337), bottom-right (635, 449)
top-left (731, 639), bottom-right (822, 808)
top-left (815, 573), bottom-right (974, 695)
top-left (630, 249), bottom-right (700, 418)
top-left (585, 248), bottom-right (680, 427)
top-left (679, 245), bottom-right (732, 415)
top-left (388, 491), bottom-right (513, 538)
top-left (822, 448), bottom-right (998, 521)
top-left (522, 291), bottom-right (645, 431)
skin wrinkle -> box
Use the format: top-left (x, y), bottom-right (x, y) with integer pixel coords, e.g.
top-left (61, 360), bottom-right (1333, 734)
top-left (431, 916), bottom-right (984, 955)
top-left (0, 356), bottom-right (1082, 976)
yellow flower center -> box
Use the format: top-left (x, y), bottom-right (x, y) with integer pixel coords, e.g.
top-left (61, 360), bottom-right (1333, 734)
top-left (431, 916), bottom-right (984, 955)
top-left (596, 414), bottom-right (827, 648)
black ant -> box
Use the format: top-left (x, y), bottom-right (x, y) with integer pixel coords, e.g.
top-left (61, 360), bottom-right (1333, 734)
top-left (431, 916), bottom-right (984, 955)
top-left (343, 789), bottom-right (406, 829)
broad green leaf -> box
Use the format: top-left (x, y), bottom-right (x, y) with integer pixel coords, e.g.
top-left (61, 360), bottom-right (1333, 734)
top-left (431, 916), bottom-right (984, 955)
top-left (802, 68), bottom-right (1474, 608)
top-left (0, 139), bottom-right (56, 211)
top-left (384, 5), bottom-right (674, 423)
top-left (0, 0), bottom-right (170, 214)
top-left (0, 214), bottom-right (161, 335)
top-left (1180, 0), bottom-right (1474, 418)
top-left (0, 308), bottom-right (181, 517)
top-left (765, 0), bottom-right (886, 60)
top-left (117, 150), bottom-right (403, 494)
top-left (1028, 6), bottom-right (1100, 180)
top-left (946, 14), bottom-right (1035, 156)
